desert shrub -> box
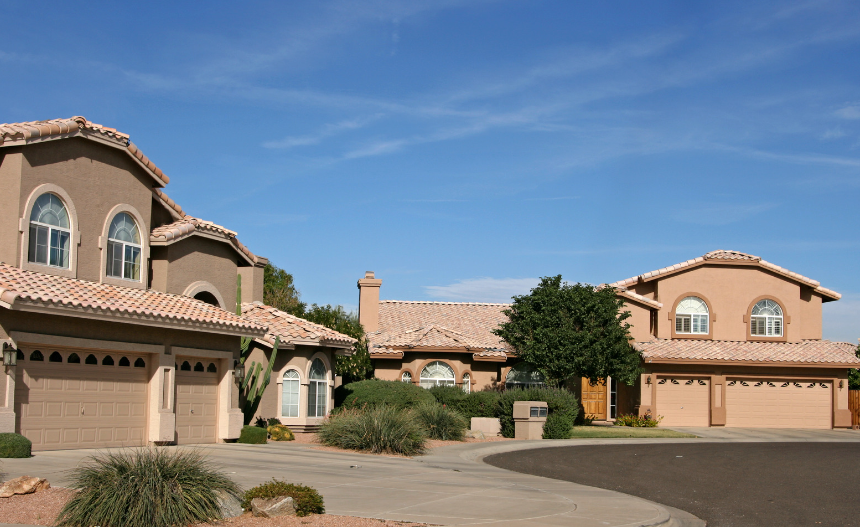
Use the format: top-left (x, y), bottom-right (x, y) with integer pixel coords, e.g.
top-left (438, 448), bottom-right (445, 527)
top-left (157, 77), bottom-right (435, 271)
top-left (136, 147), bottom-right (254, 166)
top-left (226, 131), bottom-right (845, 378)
top-left (267, 417), bottom-right (282, 426)
top-left (414, 403), bottom-right (467, 441)
top-left (339, 379), bottom-right (435, 410)
top-left (55, 447), bottom-right (240, 527)
top-left (497, 387), bottom-right (580, 438)
top-left (239, 425), bottom-right (268, 444)
top-left (268, 424), bottom-right (295, 441)
top-left (456, 391), bottom-right (501, 419)
top-left (318, 405), bottom-right (426, 455)
top-left (0, 433), bottom-right (31, 458)
top-left (242, 479), bottom-right (324, 517)
top-left (428, 385), bottom-right (468, 407)
top-left (541, 412), bottom-right (574, 439)
top-left (615, 413), bottom-right (663, 427)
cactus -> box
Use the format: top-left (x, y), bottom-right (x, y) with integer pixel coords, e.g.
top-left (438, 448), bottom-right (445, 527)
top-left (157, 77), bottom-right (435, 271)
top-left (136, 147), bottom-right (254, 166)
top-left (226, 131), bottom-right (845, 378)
top-left (237, 274), bottom-right (280, 424)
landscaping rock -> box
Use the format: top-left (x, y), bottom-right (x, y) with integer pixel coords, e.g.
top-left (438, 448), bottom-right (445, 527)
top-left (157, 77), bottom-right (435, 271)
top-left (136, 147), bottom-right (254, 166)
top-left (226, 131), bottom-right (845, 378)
top-left (465, 429), bottom-right (486, 439)
top-left (251, 496), bottom-right (296, 517)
top-left (0, 476), bottom-right (50, 498)
top-left (215, 489), bottom-right (243, 518)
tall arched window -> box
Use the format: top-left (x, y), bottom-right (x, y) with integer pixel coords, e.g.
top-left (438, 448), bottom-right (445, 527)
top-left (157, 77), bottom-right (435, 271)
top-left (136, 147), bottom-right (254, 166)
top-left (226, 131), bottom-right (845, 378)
top-left (282, 370), bottom-right (300, 418)
top-left (505, 363), bottom-right (545, 390)
top-left (307, 359), bottom-right (327, 418)
top-left (106, 213), bottom-right (141, 280)
top-left (675, 296), bottom-right (709, 335)
top-left (751, 299), bottom-right (783, 337)
top-left (462, 373), bottom-right (471, 393)
top-left (419, 361), bottom-right (455, 389)
top-left (28, 193), bottom-right (71, 268)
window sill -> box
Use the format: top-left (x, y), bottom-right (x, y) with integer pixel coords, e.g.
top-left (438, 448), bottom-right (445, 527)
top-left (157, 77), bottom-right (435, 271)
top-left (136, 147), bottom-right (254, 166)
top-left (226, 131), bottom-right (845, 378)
top-left (20, 261), bottom-right (76, 279)
top-left (101, 275), bottom-right (146, 290)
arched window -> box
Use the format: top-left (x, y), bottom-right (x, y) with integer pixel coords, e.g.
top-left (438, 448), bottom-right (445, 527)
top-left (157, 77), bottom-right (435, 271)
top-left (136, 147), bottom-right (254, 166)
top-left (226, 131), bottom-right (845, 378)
top-left (462, 373), bottom-right (471, 394)
top-left (106, 213), bottom-right (141, 281)
top-left (134, 357), bottom-right (146, 368)
top-left (118, 357), bottom-right (130, 367)
top-left (505, 363), bottom-right (546, 390)
top-left (307, 359), bottom-right (327, 418)
top-left (751, 299), bottom-right (783, 337)
top-left (282, 370), bottom-right (300, 418)
top-left (68, 353), bottom-right (81, 364)
top-left (401, 371), bottom-right (412, 383)
top-left (49, 351), bottom-right (63, 362)
top-left (102, 355), bottom-right (114, 366)
top-left (194, 362), bottom-right (204, 372)
top-left (28, 193), bottom-right (71, 268)
top-left (207, 363), bottom-right (217, 373)
top-left (30, 350), bottom-right (44, 361)
top-left (675, 296), bottom-right (709, 335)
top-left (85, 354), bottom-right (98, 365)
top-left (180, 361), bottom-right (191, 371)
top-left (419, 361), bottom-right (455, 389)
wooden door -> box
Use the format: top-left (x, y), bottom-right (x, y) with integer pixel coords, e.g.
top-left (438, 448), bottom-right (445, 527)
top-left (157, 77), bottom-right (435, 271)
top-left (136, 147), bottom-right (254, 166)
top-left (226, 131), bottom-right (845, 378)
top-left (581, 378), bottom-right (607, 420)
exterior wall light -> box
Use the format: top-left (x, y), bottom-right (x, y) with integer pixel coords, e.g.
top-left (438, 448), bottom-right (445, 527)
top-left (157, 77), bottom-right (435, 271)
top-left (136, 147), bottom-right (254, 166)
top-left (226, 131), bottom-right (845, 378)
top-left (3, 343), bottom-right (18, 366)
top-left (646, 375), bottom-right (652, 385)
top-left (839, 380), bottom-right (844, 389)
top-left (233, 363), bottom-right (245, 384)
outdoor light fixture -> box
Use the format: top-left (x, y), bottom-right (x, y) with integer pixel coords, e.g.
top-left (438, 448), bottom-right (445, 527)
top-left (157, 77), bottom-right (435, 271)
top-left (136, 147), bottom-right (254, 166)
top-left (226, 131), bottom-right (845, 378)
top-left (2, 343), bottom-right (18, 367)
top-left (233, 363), bottom-right (245, 384)
top-left (839, 380), bottom-right (844, 389)
top-left (646, 375), bottom-right (651, 385)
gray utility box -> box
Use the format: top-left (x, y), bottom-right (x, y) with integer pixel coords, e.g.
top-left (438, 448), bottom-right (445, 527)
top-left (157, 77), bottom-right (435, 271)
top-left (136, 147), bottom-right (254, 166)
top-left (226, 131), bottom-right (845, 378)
top-left (513, 401), bottom-right (548, 440)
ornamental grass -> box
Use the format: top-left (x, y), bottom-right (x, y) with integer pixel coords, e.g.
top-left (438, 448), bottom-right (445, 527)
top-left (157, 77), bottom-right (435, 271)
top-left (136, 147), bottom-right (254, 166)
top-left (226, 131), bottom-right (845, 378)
top-left (318, 405), bottom-right (426, 456)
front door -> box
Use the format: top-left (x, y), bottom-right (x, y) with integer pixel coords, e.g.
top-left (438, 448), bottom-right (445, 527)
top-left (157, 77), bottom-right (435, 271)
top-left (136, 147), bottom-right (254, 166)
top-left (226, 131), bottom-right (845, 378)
top-left (581, 378), bottom-right (607, 420)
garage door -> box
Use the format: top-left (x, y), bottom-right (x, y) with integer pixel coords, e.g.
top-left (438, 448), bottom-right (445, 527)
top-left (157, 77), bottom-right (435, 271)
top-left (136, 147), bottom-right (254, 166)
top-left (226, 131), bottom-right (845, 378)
top-left (175, 359), bottom-right (219, 444)
top-left (655, 377), bottom-right (710, 427)
top-left (15, 348), bottom-right (149, 451)
top-left (726, 379), bottom-right (831, 429)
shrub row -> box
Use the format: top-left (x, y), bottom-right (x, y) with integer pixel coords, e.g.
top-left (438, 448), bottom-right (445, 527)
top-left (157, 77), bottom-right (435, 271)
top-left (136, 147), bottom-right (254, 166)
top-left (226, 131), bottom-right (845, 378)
top-left (0, 433), bottom-right (31, 458)
top-left (497, 387), bottom-right (580, 439)
top-left (614, 413), bottom-right (662, 427)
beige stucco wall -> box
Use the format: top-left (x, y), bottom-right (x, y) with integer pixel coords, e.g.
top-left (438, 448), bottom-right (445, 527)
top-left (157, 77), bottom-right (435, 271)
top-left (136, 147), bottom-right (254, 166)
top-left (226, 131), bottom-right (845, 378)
top-left (622, 302), bottom-right (654, 342)
top-left (374, 353), bottom-right (504, 392)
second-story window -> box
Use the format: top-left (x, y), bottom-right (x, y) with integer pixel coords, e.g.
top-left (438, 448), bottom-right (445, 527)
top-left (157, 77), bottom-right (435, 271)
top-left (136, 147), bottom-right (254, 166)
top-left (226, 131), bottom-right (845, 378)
top-left (106, 213), bottom-right (141, 281)
top-left (675, 296), bottom-right (709, 335)
top-left (28, 193), bottom-right (71, 268)
top-left (751, 299), bottom-right (783, 337)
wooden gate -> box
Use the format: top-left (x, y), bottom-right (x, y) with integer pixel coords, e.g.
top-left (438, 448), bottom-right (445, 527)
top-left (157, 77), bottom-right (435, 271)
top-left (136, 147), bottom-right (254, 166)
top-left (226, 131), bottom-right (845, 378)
top-left (850, 390), bottom-right (860, 427)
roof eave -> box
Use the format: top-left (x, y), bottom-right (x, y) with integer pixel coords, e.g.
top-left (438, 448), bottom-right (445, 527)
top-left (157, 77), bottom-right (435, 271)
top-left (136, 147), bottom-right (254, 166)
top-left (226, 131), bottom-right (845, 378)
top-left (642, 357), bottom-right (860, 369)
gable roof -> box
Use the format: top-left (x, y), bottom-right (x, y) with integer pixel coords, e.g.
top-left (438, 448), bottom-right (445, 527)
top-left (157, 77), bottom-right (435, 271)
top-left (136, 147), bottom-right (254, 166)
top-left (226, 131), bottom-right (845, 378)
top-left (369, 300), bottom-right (511, 361)
top-left (0, 116), bottom-right (168, 187)
top-left (0, 263), bottom-right (265, 337)
top-left (635, 338), bottom-right (860, 367)
top-left (608, 250), bottom-right (840, 301)
top-left (240, 302), bottom-right (356, 351)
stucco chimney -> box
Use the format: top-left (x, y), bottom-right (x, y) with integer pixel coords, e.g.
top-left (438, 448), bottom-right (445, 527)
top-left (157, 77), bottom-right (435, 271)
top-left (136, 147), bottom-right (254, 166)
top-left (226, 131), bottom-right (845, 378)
top-left (357, 271), bottom-right (382, 333)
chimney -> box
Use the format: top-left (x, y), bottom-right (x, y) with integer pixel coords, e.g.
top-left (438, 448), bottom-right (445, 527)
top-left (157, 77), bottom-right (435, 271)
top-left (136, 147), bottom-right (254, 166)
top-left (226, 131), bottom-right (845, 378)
top-left (357, 271), bottom-right (382, 333)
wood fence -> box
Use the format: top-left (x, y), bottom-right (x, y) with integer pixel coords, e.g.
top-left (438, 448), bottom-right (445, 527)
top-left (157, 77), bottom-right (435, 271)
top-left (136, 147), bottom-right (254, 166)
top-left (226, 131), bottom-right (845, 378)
top-left (850, 390), bottom-right (860, 427)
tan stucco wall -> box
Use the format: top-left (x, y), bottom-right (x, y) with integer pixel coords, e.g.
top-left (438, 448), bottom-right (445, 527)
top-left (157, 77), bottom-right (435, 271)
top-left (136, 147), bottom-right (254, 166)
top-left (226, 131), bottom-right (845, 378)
top-left (151, 237), bottom-right (240, 313)
top-left (627, 264), bottom-right (824, 342)
top-left (0, 152), bottom-right (23, 267)
top-left (374, 352), bottom-right (504, 392)
top-left (623, 302), bottom-right (654, 342)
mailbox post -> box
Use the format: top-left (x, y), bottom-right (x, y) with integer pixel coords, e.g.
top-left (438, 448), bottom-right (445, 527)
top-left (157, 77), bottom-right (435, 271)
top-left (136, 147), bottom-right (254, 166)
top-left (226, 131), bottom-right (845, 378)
top-left (512, 401), bottom-right (548, 440)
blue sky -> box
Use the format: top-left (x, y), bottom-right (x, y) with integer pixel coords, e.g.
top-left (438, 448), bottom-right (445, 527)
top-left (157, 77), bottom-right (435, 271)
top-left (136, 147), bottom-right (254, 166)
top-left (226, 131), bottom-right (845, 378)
top-left (2, 1), bottom-right (859, 340)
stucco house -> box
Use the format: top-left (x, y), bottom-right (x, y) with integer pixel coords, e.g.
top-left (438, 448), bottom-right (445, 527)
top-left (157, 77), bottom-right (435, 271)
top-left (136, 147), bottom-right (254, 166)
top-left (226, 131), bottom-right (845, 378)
top-left (358, 250), bottom-right (860, 429)
top-left (0, 116), bottom-right (353, 450)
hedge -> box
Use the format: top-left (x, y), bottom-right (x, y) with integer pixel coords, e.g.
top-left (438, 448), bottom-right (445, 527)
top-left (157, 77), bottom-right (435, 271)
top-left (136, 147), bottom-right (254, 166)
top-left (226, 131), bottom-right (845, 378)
top-left (497, 387), bottom-right (579, 439)
top-left (338, 379), bottom-right (436, 410)
top-left (456, 391), bottom-right (501, 419)
top-left (238, 425), bottom-right (268, 444)
top-left (0, 433), bottom-right (31, 458)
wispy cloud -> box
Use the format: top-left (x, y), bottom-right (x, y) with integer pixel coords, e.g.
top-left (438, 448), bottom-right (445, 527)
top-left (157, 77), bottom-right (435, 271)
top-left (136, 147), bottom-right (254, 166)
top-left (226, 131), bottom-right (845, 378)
top-left (835, 104), bottom-right (860, 120)
top-left (263, 115), bottom-right (381, 149)
top-left (671, 203), bottom-right (778, 226)
top-left (424, 277), bottom-right (539, 303)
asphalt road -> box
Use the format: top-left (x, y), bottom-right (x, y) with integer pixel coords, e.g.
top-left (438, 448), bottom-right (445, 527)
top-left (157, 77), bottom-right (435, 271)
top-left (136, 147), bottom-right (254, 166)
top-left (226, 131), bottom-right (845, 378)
top-left (485, 442), bottom-right (860, 527)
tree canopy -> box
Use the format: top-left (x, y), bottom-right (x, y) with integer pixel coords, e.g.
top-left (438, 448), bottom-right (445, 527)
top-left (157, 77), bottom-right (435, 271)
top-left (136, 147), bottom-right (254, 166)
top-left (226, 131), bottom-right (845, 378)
top-left (850, 345), bottom-right (860, 390)
top-left (493, 275), bottom-right (641, 386)
top-left (263, 263), bottom-right (305, 315)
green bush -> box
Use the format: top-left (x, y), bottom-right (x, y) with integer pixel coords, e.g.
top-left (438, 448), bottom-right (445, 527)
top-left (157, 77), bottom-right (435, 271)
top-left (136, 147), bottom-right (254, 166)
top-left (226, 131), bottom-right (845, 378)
top-left (318, 405), bottom-right (426, 456)
top-left (267, 424), bottom-right (295, 441)
top-left (414, 403), bottom-right (467, 441)
top-left (541, 412), bottom-right (574, 439)
top-left (615, 413), bottom-right (663, 427)
top-left (242, 479), bottom-right (324, 517)
top-left (428, 385), bottom-right (468, 407)
top-left (456, 391), bottom-right (501, 419)
top-left (497, 387), bottom-right (580, 439)
top-left (55, 448), bottom-right (240, 527)
top-left (339, 379), bottom-right (436, 410)
top-left (0, 433), bottom-right (31, 458)
top-left (239, 425), bottom-right (268, 444)
top-left (267, 417), bottom-right (282, 427)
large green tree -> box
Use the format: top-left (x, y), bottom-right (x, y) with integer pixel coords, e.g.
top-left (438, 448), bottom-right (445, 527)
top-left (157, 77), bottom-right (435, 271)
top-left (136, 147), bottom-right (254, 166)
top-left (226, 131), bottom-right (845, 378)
top-left (493, 275), bottom-right (641, 387)
top-left (850, 344), bottom-right (860, 390)
top-left (263, 263), bottom-right (305, 315)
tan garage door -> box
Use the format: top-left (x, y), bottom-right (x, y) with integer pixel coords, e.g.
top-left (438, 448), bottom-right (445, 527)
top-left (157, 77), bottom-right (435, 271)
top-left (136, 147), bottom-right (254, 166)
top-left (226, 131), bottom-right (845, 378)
top-left (15, 348), bottom-right (149, 451)
top-left (655, 377), bottom-right (710, 427)
top-left (175, 359), bottom-right (220, 445)
top-left (726, 379), bottom-right (831, 429)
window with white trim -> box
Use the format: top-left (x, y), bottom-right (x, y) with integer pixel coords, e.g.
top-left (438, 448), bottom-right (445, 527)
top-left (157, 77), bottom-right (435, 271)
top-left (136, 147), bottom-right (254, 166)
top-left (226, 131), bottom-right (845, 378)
top-left (106, 212), bottom-right (142, 281)
top-left (401, 371), bottom-right (412, 383)
top-left (282, 370), bottom-right (300, 418)
top-left (28, 193), bottom-right (71, 268)
top-left (419, 361), bottom-right (455, 388)
top-left (675, 296), bottom-right (709, 335)
top-left (751, 299), bottom-right (783, 337)
top-left (462, 373), bottom-right (471, 393)
top-left (307, 359), bottom-right (327, 418)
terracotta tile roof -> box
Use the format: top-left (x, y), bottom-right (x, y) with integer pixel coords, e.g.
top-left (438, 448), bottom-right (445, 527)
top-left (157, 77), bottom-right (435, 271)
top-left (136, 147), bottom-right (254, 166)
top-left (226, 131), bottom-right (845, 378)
top-left (150, 216), bottom-right (265, 266)
top-left (152, 189), bottom-right (185, 220)
top-left (369, 348), bottom-right (404, 359)
top-left (634, 338), bottom-right (860, 366)
top-left (472, 348), bottom-right (509, 362)
top-left (613, 287), bottom-right (662, 309)
top-left (241, 302), bottom-right (356, 350)
top-left (0, 263), bottom-right (265, 336)
top-left (608, 250), bottom-right (840, 301)
top-left (0, 116), bottom-right (168, 186)
top-left (369, 300), bottom-right (511, 356)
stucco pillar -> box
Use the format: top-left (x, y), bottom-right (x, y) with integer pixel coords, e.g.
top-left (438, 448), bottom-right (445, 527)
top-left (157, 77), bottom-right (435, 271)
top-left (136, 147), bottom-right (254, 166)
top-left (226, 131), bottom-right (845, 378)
top-left (357, 272), bottom-right (382, 332)
top-left (710, 374), bottom-right (726, 426)
top-left (0, 365), bottom-right (15, 433)
top-left (219, 357), bottom-right (243, 441)
top-left (637, 371), bottom-right (653, 417)
top-left (148, 352), bottom-right (176, 443)
top-left (834, 373), bottom-right (851, 428)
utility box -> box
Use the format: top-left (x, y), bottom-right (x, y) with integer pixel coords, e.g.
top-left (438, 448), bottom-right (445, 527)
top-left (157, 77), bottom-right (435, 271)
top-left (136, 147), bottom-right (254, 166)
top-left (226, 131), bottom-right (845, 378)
top-left (513, 401), bottom-right (548, 440)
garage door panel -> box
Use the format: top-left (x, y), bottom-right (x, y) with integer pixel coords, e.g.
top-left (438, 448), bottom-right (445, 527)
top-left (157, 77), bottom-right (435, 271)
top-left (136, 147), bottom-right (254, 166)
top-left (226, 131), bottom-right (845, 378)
top-left (726, 379), bottom-right (831, 429)
top-left (656, 377), bottom-right (710, 427)
top-left (175, 362), bottom-right (219, 445)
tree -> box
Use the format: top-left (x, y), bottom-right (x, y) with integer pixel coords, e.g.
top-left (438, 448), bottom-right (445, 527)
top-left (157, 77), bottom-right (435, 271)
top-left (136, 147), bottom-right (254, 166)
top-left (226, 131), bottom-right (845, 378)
top-left (850, 344), bottom-right (860, 390)
top-left (264, 263), bottom-right (305, 315)
top-left (493, 275), bottom-right (641, 387)
top-left (303, 304), bottom-right (373, 384)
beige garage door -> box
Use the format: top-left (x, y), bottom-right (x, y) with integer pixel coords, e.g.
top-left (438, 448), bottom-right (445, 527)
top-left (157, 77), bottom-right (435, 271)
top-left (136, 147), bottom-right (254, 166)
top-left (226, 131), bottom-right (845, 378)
top-left (15, 348), bottom-right (149, 451)
top-left (726, 379), bottom-right (831, 429)
top-left (175, 359), bottom-right (220, 445)
top-left (655, 377), bottom-right (710, 427)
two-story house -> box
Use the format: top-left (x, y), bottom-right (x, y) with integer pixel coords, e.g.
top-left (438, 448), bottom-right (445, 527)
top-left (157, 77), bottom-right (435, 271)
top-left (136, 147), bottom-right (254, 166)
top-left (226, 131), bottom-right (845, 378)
top-left (358, 250), bottom-right (860, 429)
top-left (0, 117), bottom-right (353, 450)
